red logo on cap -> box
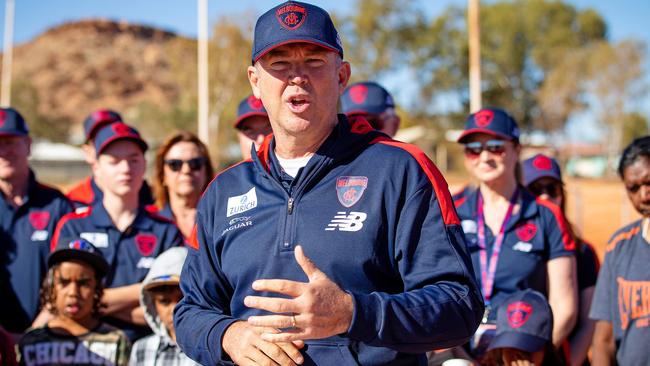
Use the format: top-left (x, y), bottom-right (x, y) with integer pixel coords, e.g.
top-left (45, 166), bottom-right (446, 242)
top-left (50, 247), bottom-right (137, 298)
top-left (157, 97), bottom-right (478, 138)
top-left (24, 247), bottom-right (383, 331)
top-left (276, 4), bottom-right (307, 30)
top-left (474, 109), bottom-right (494, 127)
top-left (92, 110), bottom-right (118, 124)
top-left (135, 234), bottom-right (157, 256)
top-left (349, 84), bottom-right (369, 105)
top-left (247, 95), bottom-right (264, 110)
top-left (533, 155), bottom-right (553, 170)
top-left (0, 110), bottom-right (6, 128)
top-left (29, 211), bottom-right (51, 231)
top-left (507, 301), bottom-right (533, 328)
top-left (112, 123), bottom-right (132, 136)
top-left (515, 222), bottom-right (538, 242)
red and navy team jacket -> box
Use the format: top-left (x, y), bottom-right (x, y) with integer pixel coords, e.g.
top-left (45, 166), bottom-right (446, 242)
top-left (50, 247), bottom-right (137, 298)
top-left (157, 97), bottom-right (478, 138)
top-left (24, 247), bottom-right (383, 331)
top-left (174, 116), bottom-right (484, 365)
top-left (66, 176), bottom-right (154, 209)
top-left (453, 186), bottom-right (576, 320)
top-left (51, 201), bottom-right (184, 340)
top-left (0, 171), bottom-right (72, 333)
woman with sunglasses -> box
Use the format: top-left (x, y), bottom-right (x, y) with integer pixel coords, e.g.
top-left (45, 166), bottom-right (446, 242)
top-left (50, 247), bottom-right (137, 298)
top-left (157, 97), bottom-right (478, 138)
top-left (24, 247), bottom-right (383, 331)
top-left (453, 108), bottom-right (578, 360)
top-left (153, 131), bottom-right (214, 238)
top-left (522, 154), bottom-right (599, 366)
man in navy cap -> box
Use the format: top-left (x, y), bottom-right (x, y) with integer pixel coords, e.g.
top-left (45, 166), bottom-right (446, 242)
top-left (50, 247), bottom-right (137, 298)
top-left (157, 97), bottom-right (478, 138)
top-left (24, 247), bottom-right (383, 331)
top-left (175, 2), bottom-right (483, 365)
top-left (234, 94), bottom-right (272, 159)
top-left (0, 107), bottom-right (72, 335)
top-left (67, 109), bottom-right (154, 209)
top-left (52, 122), bottom-right (183, 341)
top-left (341, 81), bottom-right (400, 137)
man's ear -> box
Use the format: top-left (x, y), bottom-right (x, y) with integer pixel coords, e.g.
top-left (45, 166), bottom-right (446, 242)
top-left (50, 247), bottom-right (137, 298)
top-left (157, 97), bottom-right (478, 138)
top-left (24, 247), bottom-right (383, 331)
top-left (338, 61), bottom-right (351, 94)
top-left (248, 65), bottom-right (261, 99)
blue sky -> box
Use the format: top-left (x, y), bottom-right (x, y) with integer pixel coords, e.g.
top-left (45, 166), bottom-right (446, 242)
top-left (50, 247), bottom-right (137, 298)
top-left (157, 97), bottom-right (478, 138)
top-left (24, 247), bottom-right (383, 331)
top-left (1, 0), bottom-right (649, 141)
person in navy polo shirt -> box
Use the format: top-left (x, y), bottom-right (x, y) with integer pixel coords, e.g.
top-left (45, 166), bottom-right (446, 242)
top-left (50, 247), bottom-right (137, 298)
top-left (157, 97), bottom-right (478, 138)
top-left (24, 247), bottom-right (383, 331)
top-left (590, 136), bottom-right (650, 365)
top-left (0, 107), bottom-right (72, 335)
top-left (234, 94), bottom-right (272, 159)
top-left (66, 109), bottom-right (154, 209)
top-left (175, 2), bottom-right (483, 365)
top-left (522, 154), bottom-right (599, 366)
top-left (453, 108), bottom-right (578, 356)
top-left (52, 123), bottom-right (183, 342)
top-left (340, 81), bottom-right (400, 137)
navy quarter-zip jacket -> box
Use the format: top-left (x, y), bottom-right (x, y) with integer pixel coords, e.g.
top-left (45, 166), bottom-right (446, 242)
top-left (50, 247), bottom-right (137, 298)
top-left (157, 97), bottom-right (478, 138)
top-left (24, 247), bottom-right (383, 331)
top-left (175, 116), bottom-right (484, 365)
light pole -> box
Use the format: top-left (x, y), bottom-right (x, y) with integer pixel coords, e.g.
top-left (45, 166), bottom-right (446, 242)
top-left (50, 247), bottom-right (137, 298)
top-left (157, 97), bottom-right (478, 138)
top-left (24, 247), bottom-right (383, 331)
top-left (468, 0), bottom-right (482, 112)
top-left (197, 0), bottom-right (209, 145)
top-left (1, 0), bottom-right (15, 107)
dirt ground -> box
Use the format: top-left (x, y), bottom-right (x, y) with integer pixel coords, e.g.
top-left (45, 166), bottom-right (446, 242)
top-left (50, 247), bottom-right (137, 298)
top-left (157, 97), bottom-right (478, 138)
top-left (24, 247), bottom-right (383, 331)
top-left (448, 176), bottom-right (639, 261)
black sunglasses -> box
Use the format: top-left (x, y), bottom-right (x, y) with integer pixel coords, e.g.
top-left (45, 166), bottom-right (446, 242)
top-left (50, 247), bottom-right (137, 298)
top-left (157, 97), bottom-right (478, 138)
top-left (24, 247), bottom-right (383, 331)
top-left (528, 181), bottom-right (562, 199)
top-left (463, 140), bottom-right (507, 156)
top-left (164, 157), bottom-right (207, 172)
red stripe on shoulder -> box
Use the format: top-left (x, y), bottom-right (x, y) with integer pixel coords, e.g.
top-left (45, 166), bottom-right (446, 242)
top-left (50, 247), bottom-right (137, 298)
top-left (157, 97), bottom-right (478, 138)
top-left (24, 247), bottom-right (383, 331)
top-left (50, 207), bottom-right (93, 252)
top-left (535, 198), bottom-right (576, 251)
top-left (66, 177), bottom-right (94, 204)
top-left (454, 196), bottom-right (467, 208)
top-left (605, 225), bottom-right (640, 253)
top-left (187, 225), bottom-right (199, 250)
top-left (374, 140), bottom-right (460, 225)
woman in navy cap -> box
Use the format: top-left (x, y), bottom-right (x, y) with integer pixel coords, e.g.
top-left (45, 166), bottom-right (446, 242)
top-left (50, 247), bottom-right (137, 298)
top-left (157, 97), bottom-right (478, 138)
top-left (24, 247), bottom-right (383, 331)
top-left (453, 108), bottom-right (578, 358)
top-left (522, 154), bottom-right (599, 366)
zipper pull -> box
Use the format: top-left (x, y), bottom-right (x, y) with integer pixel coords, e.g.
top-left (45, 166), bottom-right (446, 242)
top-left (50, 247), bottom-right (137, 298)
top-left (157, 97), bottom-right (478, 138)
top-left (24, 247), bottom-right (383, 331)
top-left (287, 197), bottom-right (294, 215)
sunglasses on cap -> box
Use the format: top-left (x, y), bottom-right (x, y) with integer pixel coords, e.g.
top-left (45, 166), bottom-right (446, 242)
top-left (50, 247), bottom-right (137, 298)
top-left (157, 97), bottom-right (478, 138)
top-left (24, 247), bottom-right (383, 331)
top-left (528, 181), bottom-right (563, 199)
top-left (463, 140), bottom-right (507, 157)
top-left (164, 157), bottom-right (207, 172)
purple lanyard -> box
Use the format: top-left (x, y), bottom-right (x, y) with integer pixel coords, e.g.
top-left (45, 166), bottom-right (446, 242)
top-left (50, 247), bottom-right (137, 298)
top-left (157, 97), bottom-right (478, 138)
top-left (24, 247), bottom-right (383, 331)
top-left (476, 188), bottom-right (518, 306)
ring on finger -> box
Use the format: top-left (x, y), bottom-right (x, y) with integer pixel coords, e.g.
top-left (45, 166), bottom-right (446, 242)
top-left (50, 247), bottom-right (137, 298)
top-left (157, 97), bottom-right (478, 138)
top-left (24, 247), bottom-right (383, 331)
top-left (291, 314), bottom-right (297, 328)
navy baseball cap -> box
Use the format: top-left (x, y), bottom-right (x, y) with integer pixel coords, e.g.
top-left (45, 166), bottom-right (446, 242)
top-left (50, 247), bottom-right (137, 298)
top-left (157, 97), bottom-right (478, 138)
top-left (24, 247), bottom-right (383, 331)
top-left (457, 107), bottom-right (520, 143)
top-left (340, 82), bottom-right (395, 116)
top-left (49, 237), bottom-right (109, 278)
top-left (0, 107), bottom-right (29, 137)
top-left (252, 1), bottom-right (343, 64)
top-left (487, 289), bottom-right (553, 353)
top-left (522, 154), bottom-right (563, 187)
top-left (83, 109), bottom-right (123, 142)
top-left (234, 95), bottom-right (268, 129)
top-left (94, 123), bottom-right (148, 156)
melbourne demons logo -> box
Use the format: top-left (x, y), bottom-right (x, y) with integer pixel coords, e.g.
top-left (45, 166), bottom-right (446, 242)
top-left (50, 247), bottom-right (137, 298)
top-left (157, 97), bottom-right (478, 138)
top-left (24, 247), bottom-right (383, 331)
top-left (276, 4), bottom-right (307, 30)
top-left (515, 222), bottom-right (538, 242)
top-left (474, 109), bottom-right (494, 127)
top-left (112, 123), bottom-right (132, 136)
top-left (336, 176), bottom-right (368, 208)
top-left (29, 211), bottom-right (51, 230)
top-left (135, 234), bottom-right (157, 256)
top-left (349, 84), bottom-right (369, 105)
top-left (247, 95), bottom-right (264, 110)
top-left (0, 109), bottom-right (6, 128)
top-left (507, 301), bottom-right (533, 328)
top-left (532, 155), bottom-right (553, 170)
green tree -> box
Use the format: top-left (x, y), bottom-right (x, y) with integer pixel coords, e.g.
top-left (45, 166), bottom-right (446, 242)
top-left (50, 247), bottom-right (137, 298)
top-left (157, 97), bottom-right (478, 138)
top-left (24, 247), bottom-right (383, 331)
top-left (11, 78), bottom-right (70, 142)
top-left (410, 0), bottom-right (607, 128)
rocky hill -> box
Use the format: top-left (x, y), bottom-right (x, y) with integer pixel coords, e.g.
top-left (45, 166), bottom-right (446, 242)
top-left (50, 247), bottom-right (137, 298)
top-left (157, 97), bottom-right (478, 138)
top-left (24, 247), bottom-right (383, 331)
top-left (2, 19), bottom-right (196, 141)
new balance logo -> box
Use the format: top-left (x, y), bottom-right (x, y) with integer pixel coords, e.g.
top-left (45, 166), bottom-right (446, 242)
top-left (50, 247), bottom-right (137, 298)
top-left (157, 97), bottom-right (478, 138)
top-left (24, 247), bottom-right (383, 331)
top-left (325, 212), bottom-right (367, 232)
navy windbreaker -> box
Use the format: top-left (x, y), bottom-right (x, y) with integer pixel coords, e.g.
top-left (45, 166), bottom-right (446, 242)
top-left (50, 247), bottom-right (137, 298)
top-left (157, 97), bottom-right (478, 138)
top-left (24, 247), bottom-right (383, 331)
top-left (175, 116), bottom-right (484, 365)
top-left (0, 171), bottom-right (72, 333)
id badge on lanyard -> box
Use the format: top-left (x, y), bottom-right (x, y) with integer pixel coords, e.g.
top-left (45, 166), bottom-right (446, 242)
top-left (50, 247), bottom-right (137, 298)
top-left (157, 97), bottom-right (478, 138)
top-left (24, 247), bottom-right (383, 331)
top-left (476, 188), bottom-right (518, 323)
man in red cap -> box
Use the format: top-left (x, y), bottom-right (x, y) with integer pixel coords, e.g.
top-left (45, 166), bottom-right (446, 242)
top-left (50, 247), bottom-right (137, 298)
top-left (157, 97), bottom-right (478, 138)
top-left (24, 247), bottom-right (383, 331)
top-left (175, 2), bottom-right (483, 365)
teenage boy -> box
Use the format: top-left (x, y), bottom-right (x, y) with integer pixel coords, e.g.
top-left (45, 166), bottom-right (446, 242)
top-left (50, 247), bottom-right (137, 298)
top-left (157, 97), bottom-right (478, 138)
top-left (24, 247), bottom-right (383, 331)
top-left (52, 123), bottom-right (183, 341)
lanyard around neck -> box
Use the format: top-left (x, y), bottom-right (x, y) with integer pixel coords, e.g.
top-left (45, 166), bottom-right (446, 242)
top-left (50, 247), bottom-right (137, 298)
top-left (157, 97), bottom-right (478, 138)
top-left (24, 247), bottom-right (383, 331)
top-left (476, 187), bottom-right (519, 306)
